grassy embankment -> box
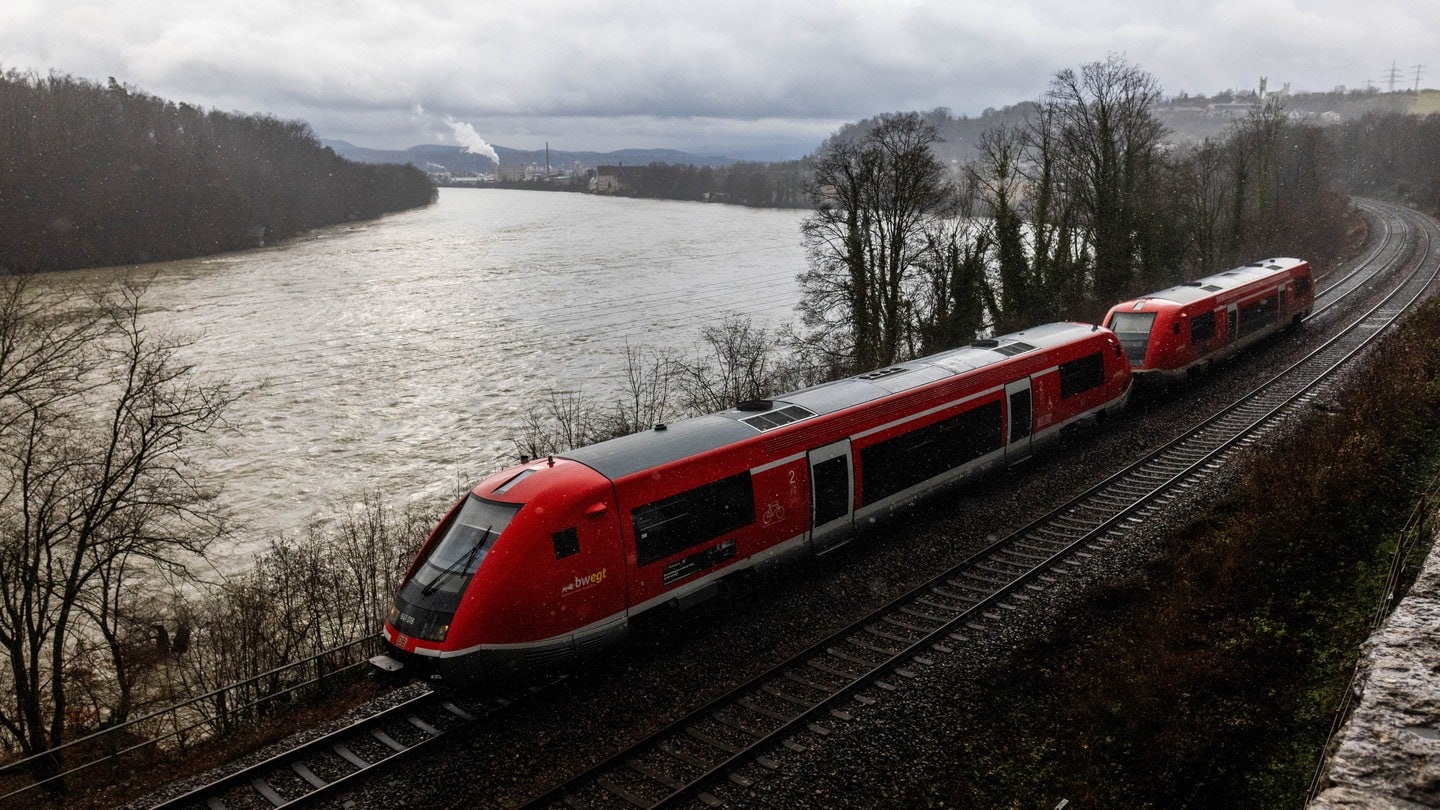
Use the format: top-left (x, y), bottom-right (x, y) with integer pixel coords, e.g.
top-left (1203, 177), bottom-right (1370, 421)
top-left (1409, 89), bottom-right (1440, 115)
top-left (919, 294), bottom-right (1440, 806)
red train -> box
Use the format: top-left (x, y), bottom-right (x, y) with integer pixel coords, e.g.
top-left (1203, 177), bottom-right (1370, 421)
top-left (373, 321), bottom-right (1133, 686)
top-left (1103, 257), bottom-right (1314, 380)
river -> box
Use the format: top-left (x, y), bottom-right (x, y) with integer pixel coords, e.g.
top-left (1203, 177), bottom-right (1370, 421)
top-left (49, 188), bottom-right (809, 570)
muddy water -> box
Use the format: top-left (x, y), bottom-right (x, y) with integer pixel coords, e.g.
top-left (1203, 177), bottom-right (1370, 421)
top-left (48, 188), bottom-right (807, 570)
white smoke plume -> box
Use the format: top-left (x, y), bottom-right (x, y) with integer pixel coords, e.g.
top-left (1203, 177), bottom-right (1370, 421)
top-left (444, 117), bottom-right (500, 165)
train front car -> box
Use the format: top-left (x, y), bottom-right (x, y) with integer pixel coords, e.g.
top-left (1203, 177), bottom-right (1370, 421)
top-left (1104, 257), bottom-right (1313, 381)
top-left (371, 321), bottom-right (1137, 689)
top-left (373, 457), bottom-right (627, 688)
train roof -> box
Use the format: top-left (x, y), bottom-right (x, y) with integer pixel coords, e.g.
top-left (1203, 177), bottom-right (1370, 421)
top-left (563, 321), bottom-right (1103, 480)
top-left (1121, 257), bottom-right (1307, 308)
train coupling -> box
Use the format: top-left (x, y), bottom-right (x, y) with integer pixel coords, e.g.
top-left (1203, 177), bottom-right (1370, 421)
top-left (368, 653), bottom-right (407, 684)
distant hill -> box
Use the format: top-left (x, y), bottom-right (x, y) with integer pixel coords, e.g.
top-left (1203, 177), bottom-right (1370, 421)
top-left (323, 141), bottom-right (743, 176)
top-left (327, 88), bottom-right (1434, 178)
top-left (826, 91), bottom-right (1423, 168)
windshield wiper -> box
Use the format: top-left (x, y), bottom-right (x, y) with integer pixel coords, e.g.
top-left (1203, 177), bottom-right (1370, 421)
top-left (420, 526), bottom-right (493, 597)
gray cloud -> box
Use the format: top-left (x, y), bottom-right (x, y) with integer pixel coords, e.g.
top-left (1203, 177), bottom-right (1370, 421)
top-left (2, 0), bottom-right (1434, 155)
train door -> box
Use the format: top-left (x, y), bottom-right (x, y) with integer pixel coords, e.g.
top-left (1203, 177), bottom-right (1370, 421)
top-left (1226, 303), bottom-right (1239, 343)
top-left (1004, 378), bottom-right (1033, 463)
top-left (808, 439), bottom-right (853, 555)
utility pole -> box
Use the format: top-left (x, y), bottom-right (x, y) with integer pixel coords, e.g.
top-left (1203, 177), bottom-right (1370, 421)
top-left (1385, 61), bottom-right (1402, 93)
top-left (1415, 64), bottom-right (1427, 92)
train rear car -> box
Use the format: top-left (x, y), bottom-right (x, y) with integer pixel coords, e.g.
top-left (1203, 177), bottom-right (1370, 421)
top-left (1104, 257), bottom-right (1313, 380)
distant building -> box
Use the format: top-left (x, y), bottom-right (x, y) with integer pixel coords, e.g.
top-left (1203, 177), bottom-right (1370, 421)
top-left (591, 165), bottom-right (632, 193)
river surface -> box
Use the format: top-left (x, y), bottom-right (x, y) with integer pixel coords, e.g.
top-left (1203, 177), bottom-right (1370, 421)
top-left (48, 189), bottom-right (808, 570)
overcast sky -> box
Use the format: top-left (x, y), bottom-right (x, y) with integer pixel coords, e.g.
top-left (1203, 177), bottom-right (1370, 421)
top-left (3, 0), bottom-right (1435, 159)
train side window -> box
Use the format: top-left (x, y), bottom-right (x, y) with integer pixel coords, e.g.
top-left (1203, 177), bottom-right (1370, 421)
top-left (1295, 276), bottom-right (1311, 297)
top-left (1058, 352), bottom-right (1105, 398)
top-left (1191, 312), bottom-right (1217, 344)
top-left (860, 400), bottom-right (1003, 505)
top-left (552, 527), bottom-right (580, 559)
top-left (632, 472), bottom-right (754, 566)
top-left (1239, 296), bottom-right (1277, 335)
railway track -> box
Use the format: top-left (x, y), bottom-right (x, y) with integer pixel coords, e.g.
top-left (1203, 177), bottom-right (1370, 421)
top-left (510, 201), bottom-right (1438, 809)
top-left (147, 680), bottom-right (556, 809)
top-left (1311, 198), bottom-right (1412, 315)
top-left (139, 199), bottom-right (1431, 810)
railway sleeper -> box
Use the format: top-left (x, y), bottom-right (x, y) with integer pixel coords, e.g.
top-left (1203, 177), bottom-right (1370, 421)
top-left (596, 774), bottom-right (654, 809)
top-left (764, 681), bottom-right (819, 707)
top-left (807, 656), bottom-right (863, 680)
top-left (929, 584), bottom-right (981, 605)
top-left (826, 644), bottom-right (884, 667)
top-left (1069, 502), bottom-right (1117, 518)
top-left (991, 551), bottom-right (1042, 568)
top-left (899, 604), bottom-right (947, 624)
top-left (711, 708), bottom-right (769, 738)
top-left (915, 594), bottom-right (960, 612)
top-left (882, 614), bottom-right (939, 633)
top-left (1031, 526), bottom-right (1083, 541)
top-left (739, 695), bottom-right (798, 723)
top-left (440, 701), bottom-right (476, 721)
top-left (1013, 539), bottom-right (1069, 554)
top-left (942, 577), bottom-right (994, 597)
top-left (369, 728), bottom-right (407, 753)
top-left (627, 756), bottom-right (685, 790)
top-left (957, 567), bottom-right (1009, 586)
top-left (331, 743), bottom-right (368, 769)
top-left (785, 668), bottom-right (842, 693)
top-left (974, 560), bottom-right (1024, 576)
top-left (251, 777), bottom-right (286, 806)
top-left (661, 738), bottom-right (716, 770)
top-left (406, 714), bottom-right (441, 736)
top-left (686, 724), bottom-right (745, 755)
top-left (1085, 493), bottom-right (1134, 510)
top-left (846, 634), bottom-right (905, 657)
top-left (864, 622), bottom-right (921, 644)
top-left (291, 761), bottom-right (327, 790)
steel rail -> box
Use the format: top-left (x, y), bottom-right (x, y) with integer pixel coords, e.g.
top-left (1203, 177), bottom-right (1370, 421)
top-left (145, 676), bottom-right (560, 809)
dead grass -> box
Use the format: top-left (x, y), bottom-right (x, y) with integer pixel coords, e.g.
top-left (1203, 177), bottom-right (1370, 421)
top-left (1408, 89), bottom-right (1440, 115)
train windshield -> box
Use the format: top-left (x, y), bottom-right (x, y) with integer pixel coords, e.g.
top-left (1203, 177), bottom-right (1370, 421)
top-left (1108, 312), bottom-right (1157, 366)
top-left (411, 496), bottom-right (519, 599)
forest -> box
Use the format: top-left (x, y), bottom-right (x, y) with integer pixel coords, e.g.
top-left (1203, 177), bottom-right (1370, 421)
top-left (0, 70), bottom-right (436, 273)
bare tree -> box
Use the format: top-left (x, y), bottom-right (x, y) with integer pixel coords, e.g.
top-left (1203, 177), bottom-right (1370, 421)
top-left (913, 170), bottom-right (992, 350)
top-left (1037, 54), bottom-right (1168, 308)
top-left (799, 112), bottom-right (951, 371)
top-left (975, 124), bottom-right (1039, 332)
top-left (674, 313), bottom-right (798, 413)
top-left (0, 277), bottom-right (237, 778)
top-left (1178, 138), bottom-right (1235, 275)
top-left (598, 343), bottom-right (681, 438)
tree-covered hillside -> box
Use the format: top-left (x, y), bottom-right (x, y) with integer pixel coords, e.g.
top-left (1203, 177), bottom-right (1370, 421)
top-left (0, 71), bottom-right (437, 273)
